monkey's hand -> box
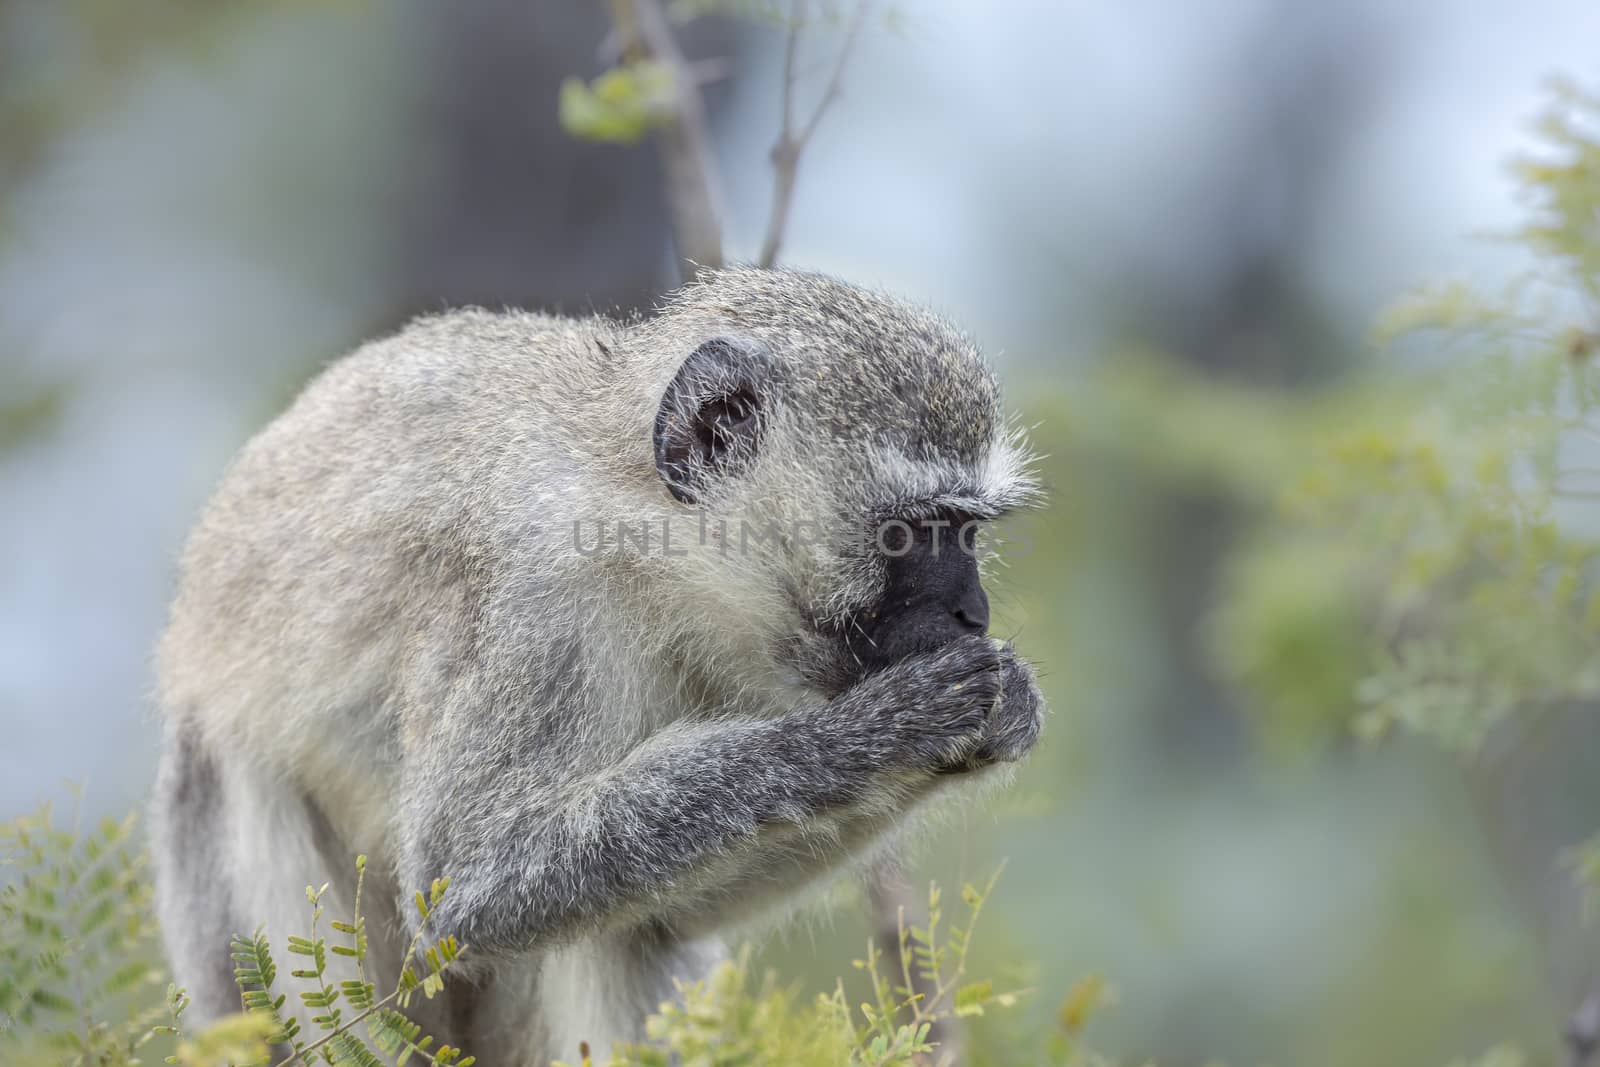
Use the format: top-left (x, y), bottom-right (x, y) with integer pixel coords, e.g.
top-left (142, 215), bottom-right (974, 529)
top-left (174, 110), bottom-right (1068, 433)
top-left (828, 633), bottom-right (1005, 773)
top-left (966, 641), bottom-right (1043, 767)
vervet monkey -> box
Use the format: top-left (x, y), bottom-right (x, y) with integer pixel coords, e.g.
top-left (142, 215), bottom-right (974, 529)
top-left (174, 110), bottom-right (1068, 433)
top-left (150, 267), bottom-right (1044, 1063)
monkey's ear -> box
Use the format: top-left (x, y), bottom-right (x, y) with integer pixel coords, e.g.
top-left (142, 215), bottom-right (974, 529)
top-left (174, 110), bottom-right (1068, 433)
top-left (654, 337), bottom-right (773, 504)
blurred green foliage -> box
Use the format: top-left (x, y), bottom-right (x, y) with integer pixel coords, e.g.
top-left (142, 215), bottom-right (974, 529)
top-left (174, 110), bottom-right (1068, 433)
top-left (1169, 78), bottom-right (1600, 769)
top-left (0, 796), bottom-right (168, 1065)
top-left (0, 1), bottom-right (249, 204)
top-left (0, 377), bottom-right (71, 452)
top-left (557, 875), bottom-right (1058, 1067)
top-left (1, 803), bottom-right (474, 1067)
top-left (1018, 78), bottom-right (1600, 774)
top-left (0, 2), bottom-right (253, 452)
top-left (559, 62), bottom-right (679, 145)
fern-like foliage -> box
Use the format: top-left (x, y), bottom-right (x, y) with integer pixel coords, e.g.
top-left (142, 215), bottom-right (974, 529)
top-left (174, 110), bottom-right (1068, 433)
top-left (1, 798), bottom-right (474, 1067)
top-left (0, 793), bottom-right (169, 1066)
top-left (207, 857), bottom-right (474, 1067)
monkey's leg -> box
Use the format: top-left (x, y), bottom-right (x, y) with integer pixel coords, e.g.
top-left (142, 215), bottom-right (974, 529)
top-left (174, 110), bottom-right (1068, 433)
top-left (149, 724), bottom-right (246, 1022)
top-left (152, 723), bottom-right (456, 1059)
top-left (535, 929), bottom-right (725, 1063)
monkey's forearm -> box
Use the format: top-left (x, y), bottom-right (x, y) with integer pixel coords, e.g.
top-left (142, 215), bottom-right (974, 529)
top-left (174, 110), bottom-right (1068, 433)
top-left (429, 711), bottom-right (887, 954)
top-left (422, 639), bottom-right (1008, 956)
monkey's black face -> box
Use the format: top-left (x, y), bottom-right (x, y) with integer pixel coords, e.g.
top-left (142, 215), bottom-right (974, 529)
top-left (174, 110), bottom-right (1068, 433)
top-left (839, 514), bottom-right (991, 677)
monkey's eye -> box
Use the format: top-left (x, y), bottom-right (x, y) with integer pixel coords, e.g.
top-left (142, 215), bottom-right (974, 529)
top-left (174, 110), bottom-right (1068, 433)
top-left (880, 510), bottom-right (985, 555)
top-left (942, 511), bottom-right (984, 554)
top-left (956, 517), bottom-right (984, 555)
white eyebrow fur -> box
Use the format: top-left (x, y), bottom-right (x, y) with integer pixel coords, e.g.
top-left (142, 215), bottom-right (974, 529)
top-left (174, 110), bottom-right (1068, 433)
top-left (868, 426), bottom-right (1043, 519)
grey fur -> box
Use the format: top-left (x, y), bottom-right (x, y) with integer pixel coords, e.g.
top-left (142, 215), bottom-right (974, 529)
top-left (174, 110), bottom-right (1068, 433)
top-left (149, 266), bottom-right (1044, 1064)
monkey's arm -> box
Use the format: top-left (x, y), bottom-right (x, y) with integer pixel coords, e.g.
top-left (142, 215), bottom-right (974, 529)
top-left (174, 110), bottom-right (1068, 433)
top-left (404, 636), bottom-right (1022, 958)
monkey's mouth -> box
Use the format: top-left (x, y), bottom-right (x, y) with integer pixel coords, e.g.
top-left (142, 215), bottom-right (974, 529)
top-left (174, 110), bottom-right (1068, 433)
top-left (785, 611), bottom-right (935, 698)
top-left (774, 606), bottom-right (873, 699)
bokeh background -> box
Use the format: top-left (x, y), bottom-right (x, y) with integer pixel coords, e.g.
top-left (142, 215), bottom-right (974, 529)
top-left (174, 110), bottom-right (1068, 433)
top-left (5, 2), bottom-right (1600, 1064)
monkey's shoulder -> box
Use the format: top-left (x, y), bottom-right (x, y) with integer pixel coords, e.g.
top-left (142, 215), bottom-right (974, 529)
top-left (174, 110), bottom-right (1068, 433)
top-left (249, 308), bottom-right (627, 459)
top-left (349, 307), bottom-right (623, 399)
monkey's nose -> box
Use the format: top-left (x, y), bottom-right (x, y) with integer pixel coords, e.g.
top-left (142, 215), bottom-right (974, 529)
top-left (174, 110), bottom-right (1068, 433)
top-left (952, 586), bottom-right (990, 633)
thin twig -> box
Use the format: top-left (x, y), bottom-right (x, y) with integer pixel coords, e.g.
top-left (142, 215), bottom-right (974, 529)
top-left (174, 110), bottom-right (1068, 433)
top-left (628, 0), bottom-right (726, 278)
top-left (798, 0), bottom-right (872, 147)
top-left (757, 0), bottom-right (873, 268)
top-left (868, 865), bottom-right (964, 1066)
top-left (777, 0), bottom-right (803, 138)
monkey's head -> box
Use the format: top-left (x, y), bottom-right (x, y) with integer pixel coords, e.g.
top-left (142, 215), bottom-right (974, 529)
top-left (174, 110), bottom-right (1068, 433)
top-left (635, 267), bottom-right (1040, 697)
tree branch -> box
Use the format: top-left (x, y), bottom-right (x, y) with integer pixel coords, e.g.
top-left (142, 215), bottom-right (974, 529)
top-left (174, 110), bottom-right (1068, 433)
top-left (757, 0), bottom-right (873, 268)
top-left (628, 0), bottom-right (726, 278)
top-left (799, 0), bottom-right (872, 147)
top-left (868, 863), bottom-right (964, 1066)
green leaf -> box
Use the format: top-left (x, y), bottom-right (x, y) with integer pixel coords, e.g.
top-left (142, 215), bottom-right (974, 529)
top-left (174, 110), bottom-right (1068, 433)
top-left (558, 61), bottom-right (678, 144)
top-left (953, 980), bottom-right (993, 1017)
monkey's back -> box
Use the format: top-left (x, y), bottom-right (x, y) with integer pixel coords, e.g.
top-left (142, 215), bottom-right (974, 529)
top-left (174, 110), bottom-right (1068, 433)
top-left (154, 310), bottom-right (642, 791)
